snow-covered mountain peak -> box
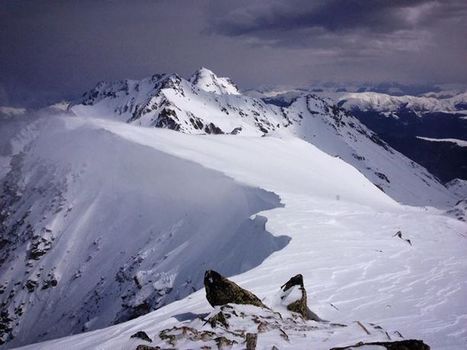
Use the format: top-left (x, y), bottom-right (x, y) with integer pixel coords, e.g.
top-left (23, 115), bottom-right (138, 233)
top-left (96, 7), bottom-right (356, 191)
top-left (68, 71), bottom-right (458, 208)
top-left (189, 67), bottom-right (240, 95)
top-left (338, 91), bottom-right (467, 114)
top-left (2, 69), bottom-right (467, 349)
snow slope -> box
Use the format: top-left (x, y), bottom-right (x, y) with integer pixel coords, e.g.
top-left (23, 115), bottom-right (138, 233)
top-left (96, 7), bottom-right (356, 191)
top-left (282, 95), bottom-right (454, 207)
top-left (1, 68), bottom-right (465, 349)
top-left (0, 116), bottom-right (289, 347)
top-left (69, 68), bottom-right (457, 208)
top-left (13, 115), bottom-right (467, 350)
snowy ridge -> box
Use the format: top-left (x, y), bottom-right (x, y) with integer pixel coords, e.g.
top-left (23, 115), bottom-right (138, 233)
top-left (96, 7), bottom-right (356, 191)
top-left (0, 116), bottom-right (289, 347)
top-left (9, 116), bottom-right (467, 350)
top-left (189, 67), bottom-right (240, 95)
top-left (1, 68), bottom-right (466, 349)
top-left (416, 136), bottom-right (467, 147)
top-left (446, 179), bottom-right (467, 199)
top-left (338, 91), bottom-right (467, 114)
top-left (69, 68), bottom-right (456, 207)
top-left (71, 70), bottom-right (283, 136)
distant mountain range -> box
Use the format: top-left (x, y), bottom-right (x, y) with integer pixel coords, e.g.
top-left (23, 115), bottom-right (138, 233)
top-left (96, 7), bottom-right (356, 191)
top-left (248, 86), bottom-right (467, 183)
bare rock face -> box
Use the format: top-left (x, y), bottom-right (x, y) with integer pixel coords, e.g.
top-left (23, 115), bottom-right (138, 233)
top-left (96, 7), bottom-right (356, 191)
top-left (204, 270), bottom-right (266, 308)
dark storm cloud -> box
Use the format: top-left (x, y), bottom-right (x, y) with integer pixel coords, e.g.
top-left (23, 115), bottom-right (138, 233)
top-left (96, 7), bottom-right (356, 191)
top-left (207, 0), bottom-right (467, 84)
top-left (0, 0), bottom-right (466, 107)
top-left (210, 0), bottom-right (430, 36)
top-left (208, 0), bottom-right (467, 47)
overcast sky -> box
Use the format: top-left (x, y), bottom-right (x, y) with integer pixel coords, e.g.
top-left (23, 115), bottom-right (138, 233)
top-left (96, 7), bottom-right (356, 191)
top-left (1, 0), bottom-right (466, 106)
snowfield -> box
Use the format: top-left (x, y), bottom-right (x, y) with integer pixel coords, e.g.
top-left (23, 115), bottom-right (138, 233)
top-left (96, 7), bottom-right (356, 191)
top-left (7, 115), bottom-right (467, 350)
top-left (1, 68), bottom-right (466, 349)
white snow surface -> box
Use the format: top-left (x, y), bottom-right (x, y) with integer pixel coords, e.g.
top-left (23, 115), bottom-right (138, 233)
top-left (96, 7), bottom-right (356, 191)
top-left (1, 69), bottom-right (465, 349)
top-left (416, 136), bottom-right (467, 147)
top-left (189, 67), bottom-right (240, 95)
top-left (68, 69), bottom-right (457, 208)
top-left (0, 116), bottom-right (289, 347)
top-left (8, 115), bottom-right (467, 350)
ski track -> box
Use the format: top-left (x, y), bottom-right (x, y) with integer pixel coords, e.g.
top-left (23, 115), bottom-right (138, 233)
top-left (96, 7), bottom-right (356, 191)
top-left (15, 116), bottom-right (467, 350)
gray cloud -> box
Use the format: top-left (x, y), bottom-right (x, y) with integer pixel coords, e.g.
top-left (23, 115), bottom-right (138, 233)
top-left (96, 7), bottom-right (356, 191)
top-left (1, 0), bottom-right (466, 107)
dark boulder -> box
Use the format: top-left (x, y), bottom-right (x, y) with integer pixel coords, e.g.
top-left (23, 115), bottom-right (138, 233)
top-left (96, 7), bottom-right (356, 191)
top-left (130, 330), bottom-right (152, 343)
top-left (204, 270), bottom-right (266, 308)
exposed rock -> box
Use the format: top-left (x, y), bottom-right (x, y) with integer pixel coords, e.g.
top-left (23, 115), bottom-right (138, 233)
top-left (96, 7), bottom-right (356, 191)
top-left (215, 336), bottom-right (237, 348)
top-left (330, 339), bottom-right (430, 350)
top-left (393, 231), bottom-right (412, 246)
top-left (207, 311), bottom-right (229, 329)
top-left (280, 274), bottom-right (308, 318)
top-left (204, 270), bottom-right (266, 308)
top-left (159, 325), bottom-right (220, 348)
top-left (135, 345), bottom-right (160, 350)
top-left (25, 279), bottom-right (38, 293)
top-left (204, 123), bottom-right (224, 135)
top-left (446, 199), bottom-right (467, 221)
top-left (130, 330), bottom-right (152, 343)
top-left (154, 303), bottom-right (408, 349)
top-left (245, 332), bottom-right (257, 350)
top-left (41, 275), bottom-right (58, 290)
top-left (280, 274), bottom-right (323, 321)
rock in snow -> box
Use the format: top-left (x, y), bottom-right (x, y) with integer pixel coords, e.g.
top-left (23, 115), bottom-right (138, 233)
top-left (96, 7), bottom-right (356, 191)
top-left (279, 274), bottom-right (314, 320)
top-left (204, 270), bottom-right (266, 308)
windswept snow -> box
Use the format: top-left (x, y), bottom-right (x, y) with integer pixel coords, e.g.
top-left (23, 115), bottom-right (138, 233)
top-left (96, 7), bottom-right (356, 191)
top-left (13, 115), bottom-right (467, 350)
top-left (0, 116), bottom-right (289, 347)
top-left (2, 68), bottom-right (466, 349)
top-left (68, 68), bottom-right (457, 208)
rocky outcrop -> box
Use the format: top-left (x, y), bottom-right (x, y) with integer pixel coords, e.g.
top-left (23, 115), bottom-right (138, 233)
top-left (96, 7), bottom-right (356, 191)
top-left (279, 274), bottom-right (323, 321)
top-left (331, 339), bottom-right (430, 349)
top-left (204, 270), bottom-right (266, 308)
top-left (137, 303), bottom-right (426, 350)
top-left (130, 331), bottom-right (152, 343)
top-left (127, 271), bottom-right (430, 349)
top-left (280, 274), bottom-right (307, 318)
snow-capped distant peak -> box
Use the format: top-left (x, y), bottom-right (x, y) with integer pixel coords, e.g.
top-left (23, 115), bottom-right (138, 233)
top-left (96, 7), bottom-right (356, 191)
top-left (338, 91), bottom-right (467, 114)
top-left (189, 67), bottom-right (240, 95)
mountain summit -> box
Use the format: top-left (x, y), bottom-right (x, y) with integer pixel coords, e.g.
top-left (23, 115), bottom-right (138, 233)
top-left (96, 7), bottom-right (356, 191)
top-left (189, 67), bottom-right (240, 95)
top-left (1, 68), bottom-right (464, 349)
top-left (69, 68), bottom-right (456, 207)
